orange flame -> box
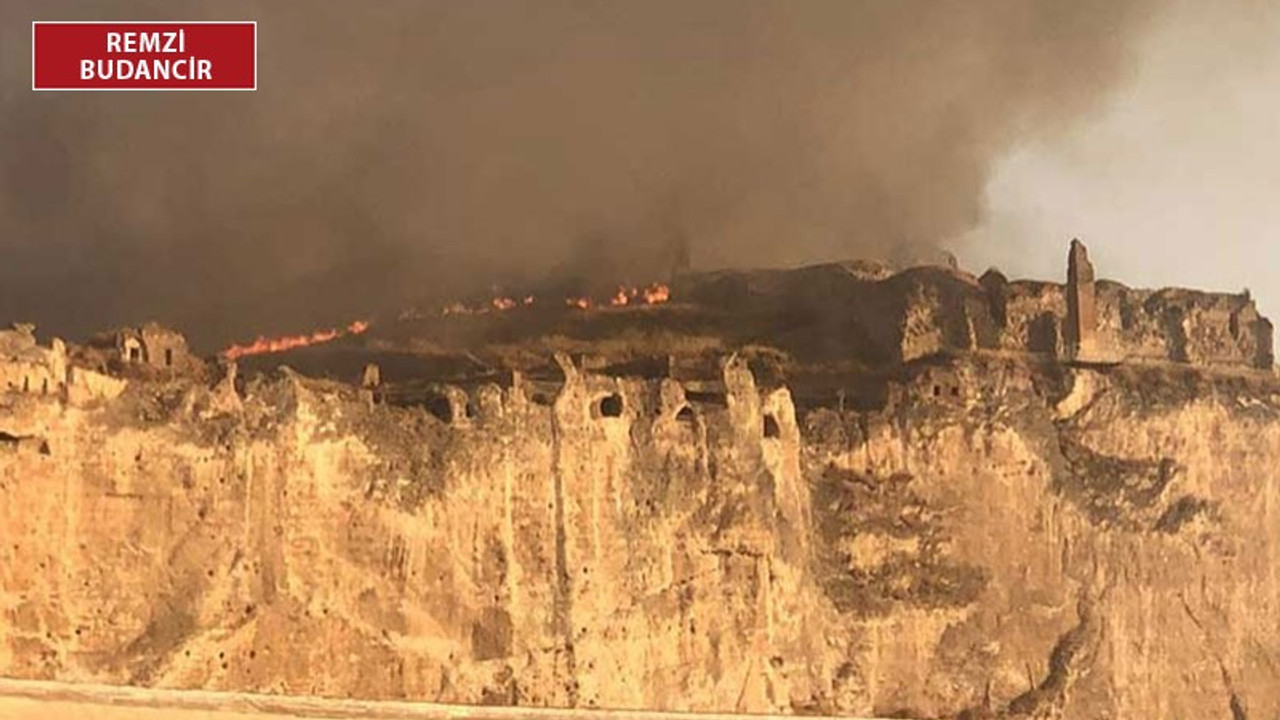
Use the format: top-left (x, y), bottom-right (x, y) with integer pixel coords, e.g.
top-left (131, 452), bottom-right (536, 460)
top-left (437, 282), bottom-right (670, 316)
top-left (222, 320), bottom-right (370, 360)
top-left (594, 283), bottom-right (669, 309)
top-left (641, 283), bottom-right (670, 304)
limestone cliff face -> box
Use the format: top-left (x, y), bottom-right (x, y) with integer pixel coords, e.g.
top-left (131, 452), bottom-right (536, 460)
top-left (2, 355), bottom-right (1279, 719)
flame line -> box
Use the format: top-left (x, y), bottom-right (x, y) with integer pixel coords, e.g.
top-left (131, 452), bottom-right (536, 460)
top-left (221, 320), bottom-right (370, 360)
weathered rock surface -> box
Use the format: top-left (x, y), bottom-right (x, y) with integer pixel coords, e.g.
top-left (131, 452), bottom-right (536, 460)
top-left (3, 348), bottom-right (1279, 720)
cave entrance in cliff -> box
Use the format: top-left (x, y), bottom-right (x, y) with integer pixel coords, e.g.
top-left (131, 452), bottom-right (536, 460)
top-left (763, 413), bottom-right (781, 439)
top-left (676, 405), bottom-right (695, 423)
top-left (425, 394), bottom-right (453, 424)
top-left (595, 393), bottom-right (624, 418)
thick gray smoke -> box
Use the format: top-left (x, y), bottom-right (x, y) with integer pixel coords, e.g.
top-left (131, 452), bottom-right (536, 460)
top-left (0, 1), bottom-right (1163, 349)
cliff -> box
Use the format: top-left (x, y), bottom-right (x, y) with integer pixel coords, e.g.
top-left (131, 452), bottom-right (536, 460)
top-left (3, 345), bottom-right (1279, 719)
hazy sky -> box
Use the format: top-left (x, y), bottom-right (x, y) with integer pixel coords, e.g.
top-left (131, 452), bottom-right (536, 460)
top-left (5, 1), bottom-right (1277, 349)
top-left (961, 0), bottom-right (1280, 323)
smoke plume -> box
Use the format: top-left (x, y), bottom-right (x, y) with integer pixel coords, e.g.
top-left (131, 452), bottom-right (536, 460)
top-left (0, 0), bottom-right (1165, 349)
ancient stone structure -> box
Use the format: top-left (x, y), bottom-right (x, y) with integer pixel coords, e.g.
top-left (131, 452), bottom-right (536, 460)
top-left (1, 250), bottom-right (1278, 719)
top-left (89, 323), bottom-right (197, 371)
top-left (678, 241), bottom-right (1273, 371)
top-left (1065, 239), bottom-right (1099, 362)
top-left (0, 324), bottom-right (67, 397)
top-left (64, 366), bottom-right (128, 406)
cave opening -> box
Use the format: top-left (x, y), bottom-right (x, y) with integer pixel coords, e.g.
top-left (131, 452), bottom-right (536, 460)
top-left (763, 414), bottom-right (781, 439)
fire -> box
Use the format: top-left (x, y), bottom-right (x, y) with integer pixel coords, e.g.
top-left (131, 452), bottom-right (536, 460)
top-left (435, 282), bottom-right (670, 317)
top-left (221, 319), bottom-right (370, 360)
top-left (603, 283), bottom-right (669, 308)
top-left (641, 283), bottom-right (670, 304)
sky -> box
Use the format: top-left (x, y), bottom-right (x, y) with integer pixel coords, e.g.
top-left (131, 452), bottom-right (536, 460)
top-left (960, 0), bottom-right (1280, 323)
top-left (2, 1), bottom-right (1276, 350)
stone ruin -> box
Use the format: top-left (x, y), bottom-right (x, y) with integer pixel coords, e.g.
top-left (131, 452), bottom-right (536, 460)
top-left (2, 244), bottom-right (1280, 719)
top-left (0, 322), bottom-right (202, 406)
top-left (0, 324), bottom-right (66, 397)
top-left (1065, 238), bottom-right (1100, 363)
top-left (0, 240), bottom-right (1273, 416)
top-left (85, 322), bottom-right (198, 372)
top-left (929, 240), bottom-right (1273, 370)
top-left (1059, 239), bottom-right (1272, 369)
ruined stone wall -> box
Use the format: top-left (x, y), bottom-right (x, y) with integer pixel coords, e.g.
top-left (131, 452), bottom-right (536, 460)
top-left (0, 360), bottom-right (60, 397)
top-left (934, 270), bottom-right (1271, 369)
top-left (987, 279), bottom-right (1067, 356)
top-left (2, 356), bottom-right (1280, 718)
top-left (670, 258), bottom-right (1271, 371)
top-left (64, 368), bottom-right (128, 406)
top-left (1094, 284), bottom-right (1272, 368)
top-left (0, 330), bottom-right (68, 398)
top-left (137, 324), bottom-right (197, 371)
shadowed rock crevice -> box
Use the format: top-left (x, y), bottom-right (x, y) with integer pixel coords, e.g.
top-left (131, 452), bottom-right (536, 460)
top-left (997, 593), bottom-right (1103, 719)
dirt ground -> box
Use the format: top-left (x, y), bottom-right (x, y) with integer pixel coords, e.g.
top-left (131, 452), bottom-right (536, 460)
top-left (0, 678), bottom-right (889, 720)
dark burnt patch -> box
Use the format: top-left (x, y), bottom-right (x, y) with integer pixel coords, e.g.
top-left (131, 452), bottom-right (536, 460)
top-left (1054, 437), bottom-right (1179, 529)
top-left (811, 465), bottom-right (986, 617)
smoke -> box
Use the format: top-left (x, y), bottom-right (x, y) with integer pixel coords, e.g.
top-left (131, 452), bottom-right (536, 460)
top-left (0, 0), bottom-right (1165, 349)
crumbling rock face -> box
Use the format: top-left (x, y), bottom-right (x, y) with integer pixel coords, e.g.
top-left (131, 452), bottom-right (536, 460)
top-left (2, 348), bottom-right (1280, 719)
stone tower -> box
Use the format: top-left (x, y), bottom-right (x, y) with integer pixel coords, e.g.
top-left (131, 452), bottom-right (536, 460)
top-left (1065, 239), bottom-right (1098, 362)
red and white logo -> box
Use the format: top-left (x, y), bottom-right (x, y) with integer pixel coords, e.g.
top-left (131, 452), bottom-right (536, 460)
top-left (33, 21), bottom-right (256, 91)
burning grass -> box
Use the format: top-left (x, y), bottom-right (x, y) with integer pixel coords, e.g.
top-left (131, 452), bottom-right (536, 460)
top-left (222, 320), bottom-right (370, 360)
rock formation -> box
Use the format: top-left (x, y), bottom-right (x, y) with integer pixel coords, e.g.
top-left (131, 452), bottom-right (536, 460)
top-left (1, 244), bottom-right (1278, 719)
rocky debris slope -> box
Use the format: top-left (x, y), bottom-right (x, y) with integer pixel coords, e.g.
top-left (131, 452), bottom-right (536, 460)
top-left (1, 353), bottom-right (1278, 719)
